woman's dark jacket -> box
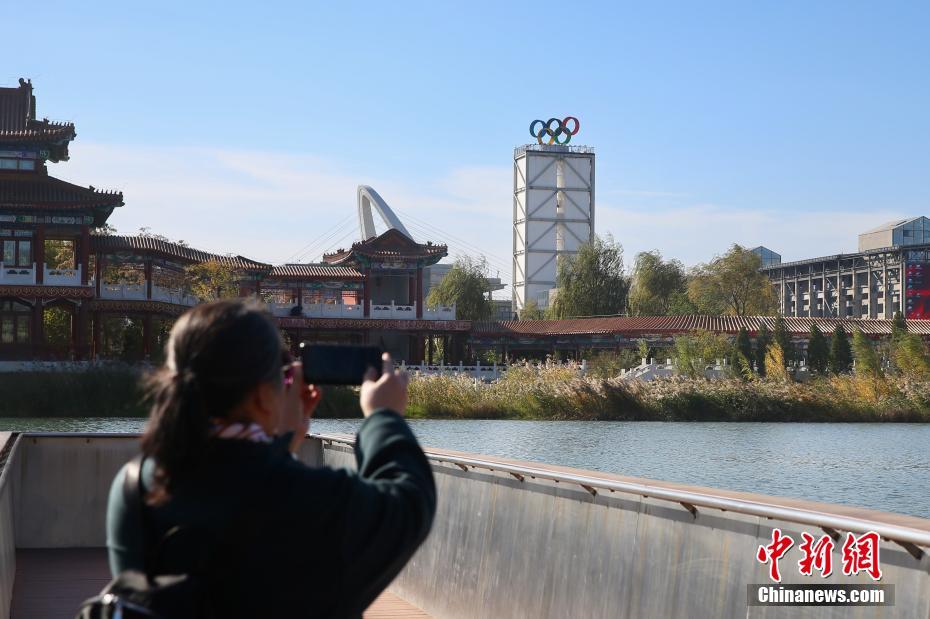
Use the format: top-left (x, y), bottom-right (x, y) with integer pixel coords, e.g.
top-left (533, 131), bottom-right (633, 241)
top-left (106, 410), bottom-right (436, 618)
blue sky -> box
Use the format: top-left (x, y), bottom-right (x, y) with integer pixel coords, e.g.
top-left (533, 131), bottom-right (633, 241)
top-left (6, 1), bottom-right (929, 290)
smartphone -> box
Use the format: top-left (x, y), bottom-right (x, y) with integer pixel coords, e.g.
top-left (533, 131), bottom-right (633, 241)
top-left (299, 343), bottom-right (383, 385)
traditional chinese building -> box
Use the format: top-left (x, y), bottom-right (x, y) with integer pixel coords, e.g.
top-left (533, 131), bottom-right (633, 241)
top-left (0, 78), bottom-right (472, 363)
top-left (0, 79), bottom-right (123, 359)
top-left (274, 229), bottom-right (467, 361)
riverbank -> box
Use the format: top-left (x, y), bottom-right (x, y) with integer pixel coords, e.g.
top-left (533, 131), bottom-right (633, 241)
top-left (2, 366), bottom-right (929, 421)
top-left (0, 369), bottom-right (362, 418)
top-left (405, 366), bottom-right (930, 422)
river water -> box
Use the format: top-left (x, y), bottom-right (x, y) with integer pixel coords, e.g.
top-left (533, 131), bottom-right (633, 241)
top-left (2, 417), bottom-right (928, 520)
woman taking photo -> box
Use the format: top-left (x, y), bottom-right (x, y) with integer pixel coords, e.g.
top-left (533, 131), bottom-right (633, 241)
top-left (105, 299), bottom-right (436, 618)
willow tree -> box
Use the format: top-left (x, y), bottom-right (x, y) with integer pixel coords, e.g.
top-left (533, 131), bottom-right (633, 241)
top-left (548, 235), bottom-right (629, 319)
top-left (426, 256), bottom-right (493, 321)
top-left (629, 250), bottom-right (688, 315)
top-left (687, 245), bottom-right (776, 316)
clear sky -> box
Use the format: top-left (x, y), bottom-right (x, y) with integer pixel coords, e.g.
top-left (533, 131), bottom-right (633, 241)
top-left (6, 1), bottom-right (929, 293)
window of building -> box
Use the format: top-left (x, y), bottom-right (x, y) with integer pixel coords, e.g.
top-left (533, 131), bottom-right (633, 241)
top-left (2, 239), bottom-right (32, 266)
top-left (0, 300), bottom-right (31, 344)
top-left (0, 158), bottom-right (34, 171)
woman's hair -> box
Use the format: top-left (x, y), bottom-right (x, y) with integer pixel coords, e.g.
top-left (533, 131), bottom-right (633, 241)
top-left (141, 298), bottom-right (285, 502)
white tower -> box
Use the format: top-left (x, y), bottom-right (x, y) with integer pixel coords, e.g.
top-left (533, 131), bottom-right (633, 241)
top-left (512, 143), bottom-right (595, 314)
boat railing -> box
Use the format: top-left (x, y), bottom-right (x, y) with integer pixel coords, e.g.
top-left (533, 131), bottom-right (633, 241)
top-left (315, 432), bottom-right (930, 553)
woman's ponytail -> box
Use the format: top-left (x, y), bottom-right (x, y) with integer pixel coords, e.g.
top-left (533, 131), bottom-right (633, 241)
top-left (140, 299), bottom-right (283, 503)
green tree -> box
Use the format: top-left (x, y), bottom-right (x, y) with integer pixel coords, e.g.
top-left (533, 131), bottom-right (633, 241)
top-left (728, 328), bottom-right (753, 379)
top-left (667, 291), bottom-right (699, 315)
top-left (806, 324), bottom-right (830, 375)
top-left (830, 325), bottom-right (853, 374)
top-left (426, 256), bottom-right (493, 321)
top-left (772, 315), bottom-right (794, 367)
top-left (892, 332), bottom-right (930, 379)
top-left (851, 330), bottom-right (882, 377)
top-left (754, 324), bottom-right (772, 377)
top-left (549, 234), bottom-right (630, 319)
top-left (891, 311), bottom-right (908, 342)
top-left (687, 244), bottom-right (777, 316)
top-left (519, 298), bottom-right (545, 320)
top-left (735, 327), bottom-right (753, 361)
top-left (673, 330), bottom-right (731, 378)
top-left (184, 260), bottom-right (241, 302)
top-left (629, 251), bottom-right (688, 315)
top-left (637, 338), bottom-right (650, 361)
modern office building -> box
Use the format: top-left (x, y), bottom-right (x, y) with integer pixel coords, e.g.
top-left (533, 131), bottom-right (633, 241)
top-left (761, 217), bottom-right (930, 319)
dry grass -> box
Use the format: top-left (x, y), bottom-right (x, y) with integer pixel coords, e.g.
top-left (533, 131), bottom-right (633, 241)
top-left (406, 366), bottom-right (930, 422)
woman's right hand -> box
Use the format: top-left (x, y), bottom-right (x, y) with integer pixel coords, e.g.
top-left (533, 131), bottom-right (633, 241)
top-left (360, 352), bottom-right (409, 417)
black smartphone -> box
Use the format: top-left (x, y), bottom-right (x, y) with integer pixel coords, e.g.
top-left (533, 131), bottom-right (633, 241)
top-left (299, 343), bottom-right (383, 385)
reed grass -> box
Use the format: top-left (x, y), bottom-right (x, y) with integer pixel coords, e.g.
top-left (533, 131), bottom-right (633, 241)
top-left (2, 366), bottom-right (929, 422)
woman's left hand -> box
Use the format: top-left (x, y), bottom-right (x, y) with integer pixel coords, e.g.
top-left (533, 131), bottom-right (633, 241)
top-left (279, 360), bottom-right (322, 453)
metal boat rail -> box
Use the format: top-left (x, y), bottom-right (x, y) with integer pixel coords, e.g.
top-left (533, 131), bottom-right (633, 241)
top-left (315, 432), bottom-right (930, 554)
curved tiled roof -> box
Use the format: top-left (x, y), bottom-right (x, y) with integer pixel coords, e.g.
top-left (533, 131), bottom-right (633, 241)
top-left (91, 235), bottom-right (270, 271)
top-left (473, 315), bottom-right (930, 336)
top-left (270, 264), bottom-right (363, 279)
top-left (0, 122), bottom-right (75, 144)
top-left (0, 173), bottom-right (122, 211)
top-left (324, 228), bottom-right (447, 265)
top-left (0, 79), bottom-right (76, 161)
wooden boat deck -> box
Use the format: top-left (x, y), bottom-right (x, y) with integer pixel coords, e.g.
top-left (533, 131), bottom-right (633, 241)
top-left (10, 548), bottom-right (430, 618)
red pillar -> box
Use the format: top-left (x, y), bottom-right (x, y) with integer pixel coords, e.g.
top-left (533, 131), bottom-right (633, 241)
top-left (75, 303), bottom-right (88, 359)
top-left (363, 271), bottom-right (371, 317)
top-left (143, 314), bottom-right (152, 359)
top-left (416, 266), bottom-right (423, 319)
top-left (92, 311), bottom-right (101, 359)
top-left (35, 224), bottom-right (45, 284)
top-left (144, 259), bottom-right (153, 300)
top-left (32, 301), bottom-right (43, 359)
top-left (95, 254), bottom-right (104, 297)
top-left (80, 225), bottom-right (90, 286)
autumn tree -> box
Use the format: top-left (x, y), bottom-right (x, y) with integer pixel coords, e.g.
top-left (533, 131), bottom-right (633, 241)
top-left (772, 315), bottom-right (795, 367)
top-left (687, 245), bottom-right (776, 316)
top-left (184, 260), bottom-right (241, 302)
top-left (549, 235), bottom-right (630, 319)
top-left (851, 330), bottom-right (882, 377)
top-left (519, 298), bottom-right (545, 320)
top-left (426, 256), bottom-right (493, 321)
top-left (629, 251), bottom-right (688, 315)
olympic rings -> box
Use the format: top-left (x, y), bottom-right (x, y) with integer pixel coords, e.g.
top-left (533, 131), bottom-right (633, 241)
top-left (529, 116), bottom-right (580, 145)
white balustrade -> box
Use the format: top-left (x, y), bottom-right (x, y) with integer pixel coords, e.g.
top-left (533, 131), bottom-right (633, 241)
top-left (44, 264), bottom-right (81, 286)
top-left (271, 302), bottom-right (365, 319)
top-left (0, 262), bottom-right (36, 285)
top-left (265, 300), bottom-right (456, 321)
top-left (152, 285), bottom-right (199, 306)
top-left (99, 283), bottom-right (146, 300)
top-left (424, 304), bottom-right (456, 320)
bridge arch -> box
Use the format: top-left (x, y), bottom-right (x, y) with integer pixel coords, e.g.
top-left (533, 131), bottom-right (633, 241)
top-left (357, 185), bottom-right (413, 241)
